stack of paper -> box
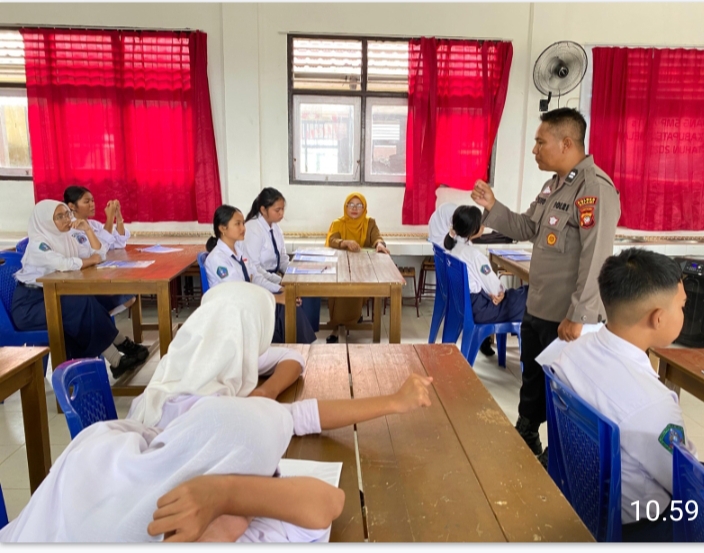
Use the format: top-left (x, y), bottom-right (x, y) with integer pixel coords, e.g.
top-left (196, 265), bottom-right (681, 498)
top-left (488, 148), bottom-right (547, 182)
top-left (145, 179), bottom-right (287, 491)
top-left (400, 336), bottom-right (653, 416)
top-left (294, 247), bottom-right (339, 257)
top-left (489, 248), bottom-right (532, 262)
top-left (286, 266), bottom-right (336, 275)
top-left (96, 260), bottom-right (155, 269)
top-left (293, 254), bottom-right (338, 263)
top-left (137, 244), bottom-right (183, 254)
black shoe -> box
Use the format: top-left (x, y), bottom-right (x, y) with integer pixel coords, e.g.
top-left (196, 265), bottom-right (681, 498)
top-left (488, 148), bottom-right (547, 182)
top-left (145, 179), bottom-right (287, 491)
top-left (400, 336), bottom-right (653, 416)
top-left (538, 447), bottom-right (548, 470)
top-left (110, 353), bottom-right (145, 379)
top-left (480, 337), bottom-right (496, 357)
top-left (116, 337), bottom-right (149, 361)
top-left (326, 334), bottom-right (339, 344)
top-left (357, 316), bottom-right (364, 323)
top-left (515, 415), bottom-right (543, 455)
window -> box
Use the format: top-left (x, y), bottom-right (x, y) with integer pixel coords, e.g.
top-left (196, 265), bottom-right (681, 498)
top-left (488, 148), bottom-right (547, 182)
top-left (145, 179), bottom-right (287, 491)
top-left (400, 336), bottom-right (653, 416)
top-left (288, 36), bottom-right (408, 185)
top-left (0, 30), bottom-right (31, 179)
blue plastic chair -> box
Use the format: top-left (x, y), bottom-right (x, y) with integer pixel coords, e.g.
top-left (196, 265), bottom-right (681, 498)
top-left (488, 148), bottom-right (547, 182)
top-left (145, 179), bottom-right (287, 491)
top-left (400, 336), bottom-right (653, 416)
top-left (0, 253), bottom-right (50, 372)
top-left (543, 365), bottom-right (622, 542)
top-left (0, 484), bottom-right (8, 529)
top-left (197, 251), bottom-right (210, 295)
top-left (52, 358), bottom-right (118, 439)
top-left (672, 442), bottom-right (704, 542)
top-left (441, 254), bottom-right (521, 367)
top-left (15, 237), bottom-right (28, 255)
top-left (428, 244), bottom-right (448, 344)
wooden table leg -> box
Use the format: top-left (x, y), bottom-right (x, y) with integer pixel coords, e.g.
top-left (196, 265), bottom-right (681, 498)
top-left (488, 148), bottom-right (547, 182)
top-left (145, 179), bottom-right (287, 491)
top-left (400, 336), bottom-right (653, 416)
top-left (389, 283), bottom-right (402, 344)
top-left (284, 285), bottom-right (297, 344)
top-left (21, 357), bottom-right (52, 494)
top-left (131, 294), bottom-right (143, 343)
top-left (373, 297), bottom-right (382, 343)
top-left (42, 283), bottom-right (66, 368)
top-left (157, 282), bottom-right (173, 358)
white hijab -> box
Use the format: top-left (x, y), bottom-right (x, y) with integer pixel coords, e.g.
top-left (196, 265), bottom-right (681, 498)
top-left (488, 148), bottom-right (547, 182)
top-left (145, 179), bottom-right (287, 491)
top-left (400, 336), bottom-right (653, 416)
top-left (128, 281), bottom-right (276, 428)
top-left (428, 202), bottom-right (457, 247)
top-left (0, 396), bottom-right (294, 542)
top-left (26, 199), bottom-right (81, 259)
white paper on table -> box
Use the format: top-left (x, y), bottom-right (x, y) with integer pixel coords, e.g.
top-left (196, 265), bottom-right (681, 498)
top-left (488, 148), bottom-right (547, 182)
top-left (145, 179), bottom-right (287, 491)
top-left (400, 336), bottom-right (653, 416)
top-left (535, 323), bottom-right (605, 368)
top-left (96, 260), bottom-right (155, 269)
top-left (137, 244), bottom-right (183, 253)
top-left (294, 247), bottom-right (339, 257)
top-left (292, 254), bottom-right (339, 263)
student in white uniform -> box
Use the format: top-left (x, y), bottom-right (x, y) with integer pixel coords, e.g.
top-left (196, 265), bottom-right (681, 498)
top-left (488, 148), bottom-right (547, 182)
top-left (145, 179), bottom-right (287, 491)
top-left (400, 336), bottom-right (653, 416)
top-left (204, 204), bottom-right (316, 345)
top-left (444, 205), bottom-right (528, 354)
top-left (243, 188), bottom-right (290, 283)
top-left (0, 282), bottom-right (433, 542)
top-left (547, 248), bottom-right (698, 542)
top-left (64, 185), bottom-right (135, 315)
top-left (11, 200), bottom-right (148, 378)
top-left (427, 202), bottom-right (457, 248)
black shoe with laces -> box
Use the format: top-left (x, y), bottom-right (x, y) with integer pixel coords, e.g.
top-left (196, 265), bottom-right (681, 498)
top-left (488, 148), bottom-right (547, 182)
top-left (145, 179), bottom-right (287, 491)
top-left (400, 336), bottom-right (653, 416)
top-left (326, 334), bottom-right (339, 344)
top-left (515, 415), bottom-right (543, 455)
top-left (480, 337), bottom-right (496, 357)
top-left (116, 337), bottom-right (149, 361)
top-left (110, 353), bottom-right (145, 380)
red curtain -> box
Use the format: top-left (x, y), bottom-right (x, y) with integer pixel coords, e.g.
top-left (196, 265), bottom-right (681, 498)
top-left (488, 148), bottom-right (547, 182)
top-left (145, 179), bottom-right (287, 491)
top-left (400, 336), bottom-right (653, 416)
top-left (21, 29), bottom-right (221, 223)
top-left (403, 38), bottom-right (513, 225)
top-left (590, 47), bottom-right (704, 230)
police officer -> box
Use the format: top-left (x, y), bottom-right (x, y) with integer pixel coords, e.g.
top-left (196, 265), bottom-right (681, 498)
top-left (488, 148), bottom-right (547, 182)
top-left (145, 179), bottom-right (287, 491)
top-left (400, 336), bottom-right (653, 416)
top-left (471, 108), bottom-right (621, 465)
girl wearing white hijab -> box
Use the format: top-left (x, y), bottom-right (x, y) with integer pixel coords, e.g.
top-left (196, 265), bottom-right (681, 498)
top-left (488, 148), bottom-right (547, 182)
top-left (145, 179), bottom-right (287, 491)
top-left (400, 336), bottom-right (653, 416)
top-left (11, 200), bottom-right (146, 377)
top-left (427, 202), bottom-right (457, 247)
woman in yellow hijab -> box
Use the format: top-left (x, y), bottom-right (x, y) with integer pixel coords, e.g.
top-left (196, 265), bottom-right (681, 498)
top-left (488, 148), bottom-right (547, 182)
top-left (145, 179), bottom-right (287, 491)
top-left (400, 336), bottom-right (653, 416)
top-left (325, 193), bottom-right (390, 343)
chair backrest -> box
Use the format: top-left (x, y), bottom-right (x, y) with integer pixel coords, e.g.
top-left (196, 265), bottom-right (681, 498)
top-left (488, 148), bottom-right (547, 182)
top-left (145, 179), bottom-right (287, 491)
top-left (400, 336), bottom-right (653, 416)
top-left (15, 237), bottom-right (29, 255)
top-left (443, 254), bottom-right (476, 339)
top-left (197, 251), bottom-right (210, 295)
top-left (0, 252), bottom-right (22, 336)
top-left (52, 358), bottom-right (118, 439)
top-left (543, 365), bottom-right (622, 542)
top-left (432, 244), bottom-right (448, 303)
top-left (0, 483), bottom-right (8, 530)
top-left (673, 441), bottom-right (704, 542)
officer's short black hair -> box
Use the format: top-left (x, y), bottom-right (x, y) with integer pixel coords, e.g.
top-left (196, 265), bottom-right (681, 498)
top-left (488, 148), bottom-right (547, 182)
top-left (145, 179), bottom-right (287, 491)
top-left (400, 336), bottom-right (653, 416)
top-left (540, 108), bottom-right (587, 150)
top-left (598, 248), bottom-right (683, 323)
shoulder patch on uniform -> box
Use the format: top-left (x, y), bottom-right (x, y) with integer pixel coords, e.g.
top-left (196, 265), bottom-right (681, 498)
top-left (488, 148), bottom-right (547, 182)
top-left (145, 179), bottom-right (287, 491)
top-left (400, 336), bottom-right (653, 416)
top-left (576, 196), bottom-right (597, 229)
top-left (216, 266), bottom-right (229, 279)
top-left (575, 196), bottom-right (598, 208)
top-left (480, 264), bottom-right (491, 275)
top-left (74, 233), bottom-right (87, 244)
top-left (658, 424), bottom-right (686, 453)
top-left (548, 215), bottom-right (560, 226)
top-left (565, 169), bottom-right (578, 184)
top-left (38, 242), bottom-right (51, 252)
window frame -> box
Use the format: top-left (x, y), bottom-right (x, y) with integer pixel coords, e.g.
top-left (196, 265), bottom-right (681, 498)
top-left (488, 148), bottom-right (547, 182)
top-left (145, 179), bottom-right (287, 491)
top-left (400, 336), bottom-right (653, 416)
top-left (287, 33), bottom-right (409, 187)
top-left (363, 96), bottom-right (408, 184)
top-left (0, 85), bottom-right (32, 180)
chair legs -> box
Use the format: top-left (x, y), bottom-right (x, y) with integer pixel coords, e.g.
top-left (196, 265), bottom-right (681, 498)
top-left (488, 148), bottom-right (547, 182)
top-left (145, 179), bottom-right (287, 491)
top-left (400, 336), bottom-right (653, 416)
top-left (496, 333), bottom-right (507, 368)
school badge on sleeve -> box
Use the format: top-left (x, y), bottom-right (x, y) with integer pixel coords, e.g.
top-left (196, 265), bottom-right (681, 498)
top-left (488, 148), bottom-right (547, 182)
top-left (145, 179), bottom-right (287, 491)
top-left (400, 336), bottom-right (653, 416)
top-left (74, 234), bottom-right (87, 244)
top-left (575, 196), bottom-right (597, 229)
top-left (658, 423), bottom-right (686, 452)
top-left (480, 264), bottom-right (491, 275)
top-left (546, 233), bottom-right (557, 246)
top-left (216, 266), bottom-right (229, 279)
top-left (38, 242), bottom-right (51, 252)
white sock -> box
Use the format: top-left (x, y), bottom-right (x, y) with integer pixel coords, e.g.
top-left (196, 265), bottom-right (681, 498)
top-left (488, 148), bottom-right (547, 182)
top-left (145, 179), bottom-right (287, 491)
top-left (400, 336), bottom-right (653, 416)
top-left (103, 344), bottom-right (122, 367)
top-left (113, 332), bottom-right (127, 346)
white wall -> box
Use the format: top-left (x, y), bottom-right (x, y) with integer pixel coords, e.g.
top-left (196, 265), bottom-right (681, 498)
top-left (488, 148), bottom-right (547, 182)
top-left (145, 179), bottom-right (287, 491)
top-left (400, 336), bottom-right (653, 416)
top-left (2, 3), bottom-right (704, 234)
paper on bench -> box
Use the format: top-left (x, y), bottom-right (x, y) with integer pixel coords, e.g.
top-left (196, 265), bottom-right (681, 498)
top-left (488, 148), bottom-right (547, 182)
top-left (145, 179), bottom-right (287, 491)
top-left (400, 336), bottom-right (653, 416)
top-left (294, 247), bottom-right (338, 257)
top-left (286, 266), bottom-right (336, 275)
top-left (137, 244), bottom-right (183, 253)
top-left (535, 323), bottom-right (605, 368)
top-left (96, 260), bottom-right (155, 269)
top-left (292, 254), bottom-right (338, 263)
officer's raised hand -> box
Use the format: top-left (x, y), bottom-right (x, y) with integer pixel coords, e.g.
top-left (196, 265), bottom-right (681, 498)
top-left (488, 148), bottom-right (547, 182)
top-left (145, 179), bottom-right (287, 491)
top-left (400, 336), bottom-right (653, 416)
top-left (471, 180), bottom-right (496, 211)
top-left (557, 319), bottom-right (583, 342)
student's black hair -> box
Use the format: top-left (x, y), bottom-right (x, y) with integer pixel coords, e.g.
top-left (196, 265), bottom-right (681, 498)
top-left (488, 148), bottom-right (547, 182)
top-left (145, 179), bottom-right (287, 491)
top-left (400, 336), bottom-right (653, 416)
top-left (443, 205), bottom-right (482, 251)
top-left (539, 107), bottom-right (587, 149)
top-left (245, 187), bottom-right (286, 223)
top-left (63, 186), bottom-right (92, 207)
top-left (206, 204), bottom-right (242, 252)
top-left (598, 248), bottom-right (683, 318)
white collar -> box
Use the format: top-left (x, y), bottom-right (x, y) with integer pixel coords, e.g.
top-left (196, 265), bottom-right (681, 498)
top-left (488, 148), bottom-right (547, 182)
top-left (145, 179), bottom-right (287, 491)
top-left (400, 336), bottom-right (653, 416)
top-left (255, 215), bottom-right (273, 232)
top-left (596, 326), bottom-right (658, 379)
top-left (216, 238), bottom-right (242, 259)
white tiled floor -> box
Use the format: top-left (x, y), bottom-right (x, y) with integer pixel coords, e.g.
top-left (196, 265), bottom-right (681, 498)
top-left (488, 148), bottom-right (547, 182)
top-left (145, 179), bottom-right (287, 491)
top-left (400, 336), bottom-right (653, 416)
top-left (1, 299), bottom-right (703, 522)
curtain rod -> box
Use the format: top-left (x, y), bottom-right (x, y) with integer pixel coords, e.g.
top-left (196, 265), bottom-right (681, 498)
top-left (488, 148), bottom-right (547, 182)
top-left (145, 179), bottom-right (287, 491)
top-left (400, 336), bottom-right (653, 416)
top-left (281, 31), bottom-right (508, 42)
top-left (1, 23), bottom-right (194, 33)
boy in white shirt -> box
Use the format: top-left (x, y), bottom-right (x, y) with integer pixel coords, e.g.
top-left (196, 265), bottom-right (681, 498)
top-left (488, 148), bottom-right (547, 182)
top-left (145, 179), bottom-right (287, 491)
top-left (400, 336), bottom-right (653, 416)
top-left (548, 248), bottom-right (697, 542)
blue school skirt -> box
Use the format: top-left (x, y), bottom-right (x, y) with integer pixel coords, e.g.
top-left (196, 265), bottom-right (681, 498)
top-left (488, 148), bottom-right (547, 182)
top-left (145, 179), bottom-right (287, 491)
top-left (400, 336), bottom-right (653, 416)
top-left (11, 283), bottom-right (119, 360)
top-left (470, 285), bottom-right (528, 324)
top-left (273, 304), bottom-right (317, 344)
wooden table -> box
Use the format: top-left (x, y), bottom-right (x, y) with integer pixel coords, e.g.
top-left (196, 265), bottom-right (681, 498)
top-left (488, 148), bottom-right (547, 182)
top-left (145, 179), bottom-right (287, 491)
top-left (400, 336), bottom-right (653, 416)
top-left (37, 244), bottom-right (203, 396)
top-left (650, 347), bottom-right (704, 402)
top-left (281, 251), bottom-right (405, 344)
top-left (0, 347), bottom-right (51, 494)
top-left (278, 343), bottom-right (593, 542)
top-left (489, 252), bottom-right (531, 283)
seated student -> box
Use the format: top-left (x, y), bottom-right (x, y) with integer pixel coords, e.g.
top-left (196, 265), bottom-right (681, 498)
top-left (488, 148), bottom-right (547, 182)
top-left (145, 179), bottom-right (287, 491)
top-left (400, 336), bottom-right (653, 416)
top-left (242, 188), bottom-right (290, 284)
top-left (64, 185), bottom-right (136, 316)
top-left (444, 206), bottom-right (528, 339)
top-left (427, 202), bottom-right (457, 247)
top-left (324, 192), bottom-right (390, 344)
top-left (548, 248), bottom-right (698, 542)
top-left (0, 282), bottom-right (433, 542)
top-left (11, 200), bottom-right (148, 378)
top-left (204, 204), bottom-right (316, 345)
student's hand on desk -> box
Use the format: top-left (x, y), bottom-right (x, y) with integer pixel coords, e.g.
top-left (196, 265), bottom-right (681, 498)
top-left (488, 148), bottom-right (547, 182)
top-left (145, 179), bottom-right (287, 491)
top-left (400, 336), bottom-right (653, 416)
top-left (471, 180), bottom-right (496, 211)
top-left (557, 319), bottom-right (583, 342)
top-left (375, 243), bottom-right (390, 255)
top-left (343, 240), bottom-right (361, 253)
top-left (148, 475), bottom-right (225, 542)
top-left (392, 373), bottom-right (433, 413)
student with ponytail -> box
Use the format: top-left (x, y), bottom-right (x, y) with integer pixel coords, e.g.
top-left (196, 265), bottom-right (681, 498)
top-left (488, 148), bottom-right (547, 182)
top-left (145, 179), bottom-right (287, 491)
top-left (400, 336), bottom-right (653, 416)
top-left (242, 188), bottom-right (289, 284)
top-left (204, 205), bottom-right (316, 347)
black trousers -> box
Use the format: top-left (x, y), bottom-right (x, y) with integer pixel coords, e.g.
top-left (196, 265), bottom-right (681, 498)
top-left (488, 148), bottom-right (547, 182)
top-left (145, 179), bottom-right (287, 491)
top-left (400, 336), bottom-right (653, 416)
top-left (518, 311), bottom-right (560, 424)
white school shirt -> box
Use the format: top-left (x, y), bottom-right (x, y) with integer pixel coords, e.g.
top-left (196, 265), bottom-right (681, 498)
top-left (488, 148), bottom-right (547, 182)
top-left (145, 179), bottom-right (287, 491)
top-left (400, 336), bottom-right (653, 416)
top-left (550, 327), bottom-right (698, 524)
top-left (86, 219), bottom-right (130, 250)
top-left (14, 231), bottom-right (108, 286)
top-left (204, 239), bottom-right (282, 294)
top-left (449, 239), bottom-right (503, 297)
top-left (242, 216), bottom-right (290, 285)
